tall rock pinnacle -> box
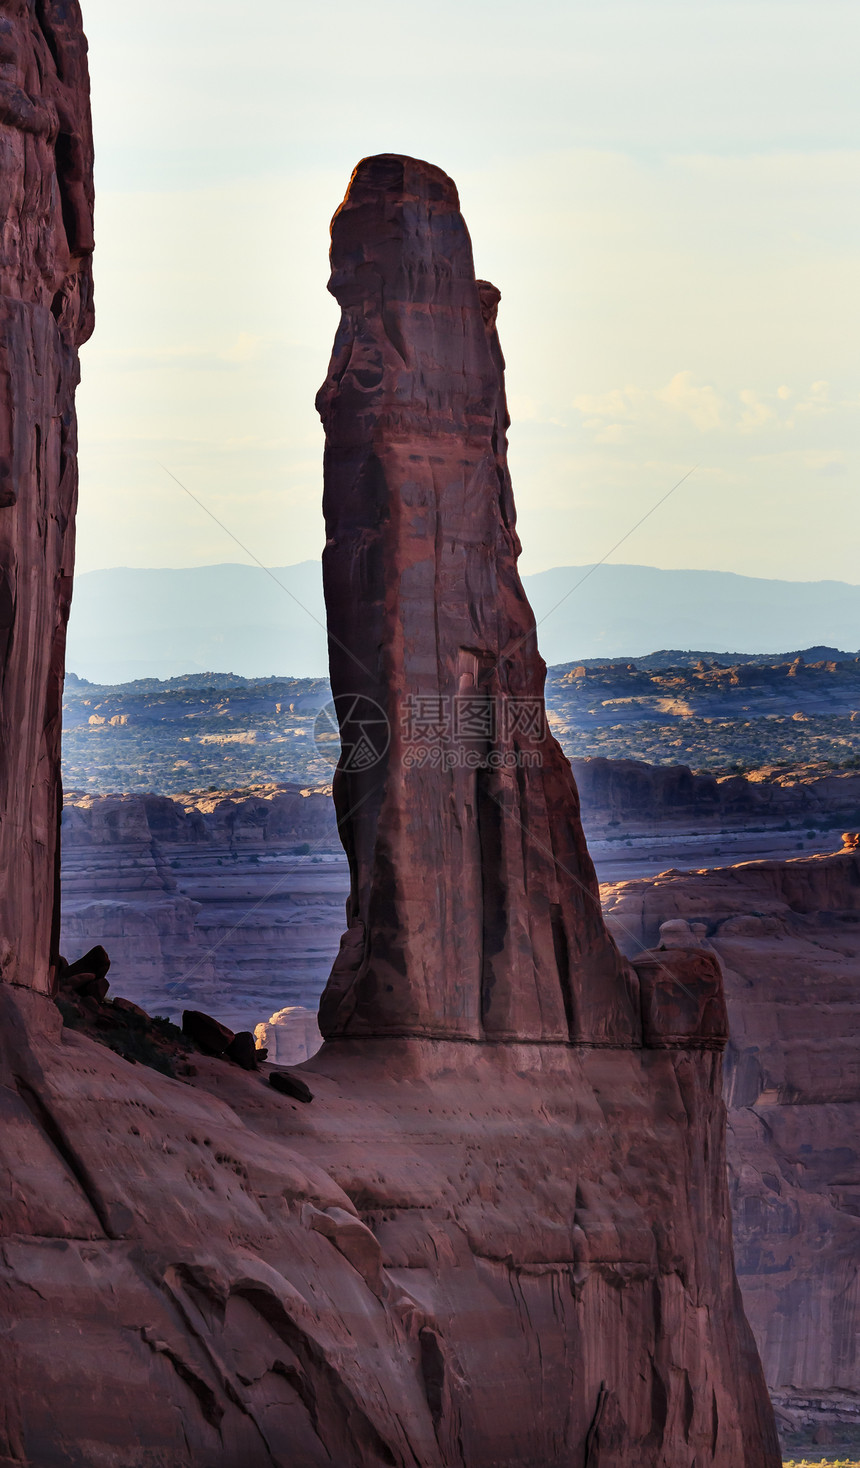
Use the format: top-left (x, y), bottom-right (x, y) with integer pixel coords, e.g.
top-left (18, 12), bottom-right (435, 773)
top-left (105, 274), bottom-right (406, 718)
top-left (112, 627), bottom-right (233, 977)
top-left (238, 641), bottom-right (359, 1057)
top-left (317, 154), bottom-right (638, 1043)
top-left (0, 3), bottom-right (94, 994)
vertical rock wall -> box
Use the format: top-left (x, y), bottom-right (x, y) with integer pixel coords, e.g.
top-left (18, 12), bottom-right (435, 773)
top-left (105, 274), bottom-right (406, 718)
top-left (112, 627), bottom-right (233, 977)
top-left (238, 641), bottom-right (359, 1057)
top-left (0, 0), bottom-right (93, 994)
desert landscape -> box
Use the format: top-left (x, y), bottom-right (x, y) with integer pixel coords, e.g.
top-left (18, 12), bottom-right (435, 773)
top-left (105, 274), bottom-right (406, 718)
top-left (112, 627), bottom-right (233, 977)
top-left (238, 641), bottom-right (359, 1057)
top-left (60, 647), bottom-right (860, 795)
top-left (0, 2), bottom-right (856, 1465)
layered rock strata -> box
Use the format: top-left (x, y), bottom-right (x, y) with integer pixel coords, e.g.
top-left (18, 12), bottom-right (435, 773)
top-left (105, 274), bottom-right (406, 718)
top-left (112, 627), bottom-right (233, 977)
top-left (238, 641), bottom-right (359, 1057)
top-left (60, 789), bottom-right (344, 1028)
top-left (0, 0), bottom-right (93, 993)
top-left (571, 756), bottom-right (860, 835)
top-left (0, 137), bottom-right (779, 1465)
top-left (603, 847), bottom-right (860, 1454)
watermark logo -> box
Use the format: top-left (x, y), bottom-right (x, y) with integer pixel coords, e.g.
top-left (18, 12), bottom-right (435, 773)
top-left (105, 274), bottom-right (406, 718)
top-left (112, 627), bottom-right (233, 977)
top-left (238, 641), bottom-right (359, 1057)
top-left (401, 694), bottom-right (546, 770)
top-left (315, 693), bottom-right (546, 772)
top-left (314, 695), bottom-right (391, 772)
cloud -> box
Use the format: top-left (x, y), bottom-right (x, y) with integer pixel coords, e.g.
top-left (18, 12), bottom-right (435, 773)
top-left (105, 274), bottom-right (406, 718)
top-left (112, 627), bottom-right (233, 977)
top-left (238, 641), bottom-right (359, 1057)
top-left (657, 372), bottom-right (726, 431)
top-left (574, 372), bottom-right (728, 434)
top-left (219, 333), bottom-right (263, 364)
top-left (738, 389), bottom-right (775, 432)
top-left (795, 380), bottom-right (832, 416)
top-left (572, 374), bottom-right (848, 441)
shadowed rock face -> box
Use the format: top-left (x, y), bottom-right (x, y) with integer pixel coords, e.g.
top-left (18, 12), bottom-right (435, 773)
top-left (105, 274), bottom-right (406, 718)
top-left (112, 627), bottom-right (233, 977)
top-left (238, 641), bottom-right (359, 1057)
top-left (0, 0), bottom-right (94, 995)
top-left (317, 154), bottom-right (637, 1044)
top-left (603, 848), bottom-right (860, 1454)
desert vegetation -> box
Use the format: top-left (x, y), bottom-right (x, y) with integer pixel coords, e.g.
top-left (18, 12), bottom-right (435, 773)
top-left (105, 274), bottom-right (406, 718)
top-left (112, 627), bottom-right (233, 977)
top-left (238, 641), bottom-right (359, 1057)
top-left (61, 651), bottom-right (859, 796)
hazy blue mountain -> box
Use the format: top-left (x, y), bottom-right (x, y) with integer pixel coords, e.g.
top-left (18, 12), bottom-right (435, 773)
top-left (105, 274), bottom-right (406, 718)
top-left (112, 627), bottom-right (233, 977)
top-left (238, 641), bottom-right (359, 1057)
top-left (66, 561), bottom-right (860, 683)
top-left (66, 563), bottom-right (329, 682)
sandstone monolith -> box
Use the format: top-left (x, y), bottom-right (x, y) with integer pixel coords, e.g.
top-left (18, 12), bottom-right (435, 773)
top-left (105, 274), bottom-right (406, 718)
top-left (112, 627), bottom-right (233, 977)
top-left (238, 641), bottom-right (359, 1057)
top-left (0, 0), bottom-right (93, 995)
top-left (317, 156), bottom-right (636, 1044)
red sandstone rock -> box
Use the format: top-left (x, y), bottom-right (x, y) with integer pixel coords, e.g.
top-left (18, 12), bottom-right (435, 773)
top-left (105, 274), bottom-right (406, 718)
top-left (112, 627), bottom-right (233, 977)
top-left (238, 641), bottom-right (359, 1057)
top-left (111, 996), bottom-right (149, 1020)
top-left (64, 943), bottom-right (110, 981)
top-left (603, 848), bottom-right (860, 1453)
top-left (268, 1068), bottom-right (314, 1103)
top-left (72, 971), bottom-right (108, 1002)
top-left (310, 154), bottom-right (778, 1463)
top-left (0, 138), bottom-right (780, 1466)
top-left (316, 155), bottom-right (637, 1046)
top-left (632, 945), bottom-right (728, 1048)
top-left (224, 1029), bottom-right (258, 1070)
top-left (0, 1), bottom-right (93, 998)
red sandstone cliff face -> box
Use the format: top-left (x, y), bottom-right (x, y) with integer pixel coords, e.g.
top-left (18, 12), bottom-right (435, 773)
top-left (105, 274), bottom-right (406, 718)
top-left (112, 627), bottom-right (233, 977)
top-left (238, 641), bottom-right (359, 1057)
top-left (0, 138), bottom-right (779, 1466)
top-left (0, 0), bottom-right (93, 996)
top-left (603, 849), bottom-right (860, 1453)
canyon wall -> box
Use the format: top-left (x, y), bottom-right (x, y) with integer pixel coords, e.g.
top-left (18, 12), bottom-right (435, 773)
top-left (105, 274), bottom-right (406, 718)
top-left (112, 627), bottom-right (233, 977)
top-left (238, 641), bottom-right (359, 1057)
top-left (571, 757), bottom-right (860, 833)
top-left (60, 788), bottom-right (344, 1030)
top-left (0, 0), bottom-right (93, 995)
top-left (603, 848), bottom-right (860, 1454)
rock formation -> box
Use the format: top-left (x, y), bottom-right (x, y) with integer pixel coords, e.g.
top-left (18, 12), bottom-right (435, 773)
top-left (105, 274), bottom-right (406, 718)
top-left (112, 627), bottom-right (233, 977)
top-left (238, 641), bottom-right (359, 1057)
top-left (57, 767), bottom-right (856, 1035)
top-left (309, 153), bottom-right (779, 1461)
top-left (0, 0), bottom-right (93, 995)
top-left (0, 132), bottom-right (779, 1465)
top-left (256, 1005), bottom-right (323, 1065)
top-left (603, 847), bottom-right (860, 1455)
top-left (317, 156), bottom-right (640, 1046)
top-left (570, 756), bottom-right (860, 834)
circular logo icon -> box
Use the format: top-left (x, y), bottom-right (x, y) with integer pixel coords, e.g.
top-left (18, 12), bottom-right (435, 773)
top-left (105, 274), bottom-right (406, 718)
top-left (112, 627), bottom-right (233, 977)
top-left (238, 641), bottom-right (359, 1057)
top-left (313, 695), bottom-right (390, 772)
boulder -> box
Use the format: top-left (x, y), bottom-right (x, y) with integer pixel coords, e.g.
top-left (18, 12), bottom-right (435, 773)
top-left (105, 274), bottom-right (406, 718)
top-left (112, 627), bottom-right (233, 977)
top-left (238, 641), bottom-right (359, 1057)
top-left (224, 1030), bottom-right (258, 1070)
top-left (181, 1008), bottom-right (234, 1055)
top-left (268, 1069), bottom-right (314, 1104)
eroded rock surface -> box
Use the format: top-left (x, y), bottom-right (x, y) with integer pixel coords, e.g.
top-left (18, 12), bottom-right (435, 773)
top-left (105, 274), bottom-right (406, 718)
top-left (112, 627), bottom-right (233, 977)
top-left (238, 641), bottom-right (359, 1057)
top-left (0, 140), bottom-right (779, 1466)
top-left (603, 848), bottom-right (860, 1454)
top-left (317, 156), bottom-right (638, 1046)
top-left (0, 0), bottom-right (93, 994)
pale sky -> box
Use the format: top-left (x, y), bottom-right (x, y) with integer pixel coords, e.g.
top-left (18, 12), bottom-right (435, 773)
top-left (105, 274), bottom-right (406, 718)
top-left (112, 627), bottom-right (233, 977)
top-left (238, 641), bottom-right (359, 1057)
top-left (75, 0), bottom-right (860, 583)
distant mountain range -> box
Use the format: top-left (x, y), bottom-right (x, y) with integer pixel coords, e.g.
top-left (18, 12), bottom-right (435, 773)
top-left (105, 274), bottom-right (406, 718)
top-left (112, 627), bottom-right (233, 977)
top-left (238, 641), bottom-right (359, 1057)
top-left (65, 561), bottom-right (860, 684)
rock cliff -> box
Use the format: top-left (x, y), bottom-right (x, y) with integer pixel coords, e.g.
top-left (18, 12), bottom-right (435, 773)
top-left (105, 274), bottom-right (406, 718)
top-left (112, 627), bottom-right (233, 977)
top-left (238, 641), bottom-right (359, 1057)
top-left (60, 787), bottom-right (344, 1030)
top-left (572, 756), bottom-right (860, 834)
top-left (0, 0), bottom-right (93, 995)
top-left (603, 848), bottom-right (860, 1454)
top-left (0, 138), bottom-right (779, 1465)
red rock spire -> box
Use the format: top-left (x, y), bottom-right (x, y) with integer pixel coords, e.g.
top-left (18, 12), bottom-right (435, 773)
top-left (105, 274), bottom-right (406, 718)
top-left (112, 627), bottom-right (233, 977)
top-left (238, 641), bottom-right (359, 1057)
top-left (317, 154), bottom-right (638, 1042)
top-left (0, 2), bottom-right (94, 994)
